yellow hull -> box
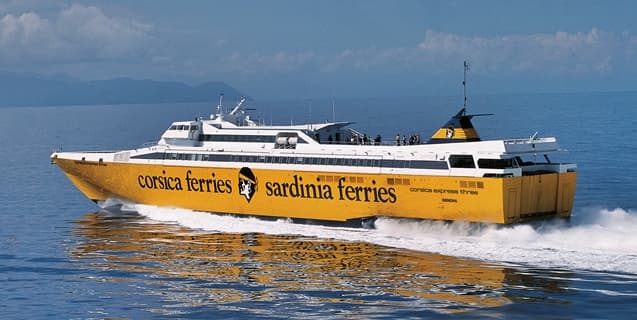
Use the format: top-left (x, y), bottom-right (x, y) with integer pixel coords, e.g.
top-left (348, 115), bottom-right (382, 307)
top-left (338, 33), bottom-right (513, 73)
top-left (54, 158), bottom-right (576, 224)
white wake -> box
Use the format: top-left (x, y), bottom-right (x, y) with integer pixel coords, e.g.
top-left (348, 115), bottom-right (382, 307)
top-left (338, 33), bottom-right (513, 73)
top-left (128, 204), bottom-right (637, 274)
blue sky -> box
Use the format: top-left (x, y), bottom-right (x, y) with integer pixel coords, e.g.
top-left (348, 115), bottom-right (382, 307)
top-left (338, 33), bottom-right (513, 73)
top-left (1, 0), bottom-right (637, 99)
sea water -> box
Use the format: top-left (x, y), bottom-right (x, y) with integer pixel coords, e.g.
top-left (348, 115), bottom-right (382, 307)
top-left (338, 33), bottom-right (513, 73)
top-left (1, 92), bottom-right (637, 319)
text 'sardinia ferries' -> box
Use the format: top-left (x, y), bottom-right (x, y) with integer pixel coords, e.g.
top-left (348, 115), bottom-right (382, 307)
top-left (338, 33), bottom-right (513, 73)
top-left (51, 82), bottom-right (576, 226)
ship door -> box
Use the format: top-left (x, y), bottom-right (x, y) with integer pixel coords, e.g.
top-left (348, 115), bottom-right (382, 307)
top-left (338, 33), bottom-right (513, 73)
top-left (188, 123), bottom-right (199, 140)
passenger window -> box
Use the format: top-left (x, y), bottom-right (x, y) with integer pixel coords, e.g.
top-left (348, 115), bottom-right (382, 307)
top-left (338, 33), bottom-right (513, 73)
top-left (478, 158), bottom-right (514, 169)
top-left (449, 155), bottom-right (476, 168)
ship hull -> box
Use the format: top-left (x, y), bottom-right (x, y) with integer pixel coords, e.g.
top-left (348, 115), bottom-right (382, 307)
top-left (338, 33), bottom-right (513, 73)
top-left (53, 158), bottom-right (576, 225)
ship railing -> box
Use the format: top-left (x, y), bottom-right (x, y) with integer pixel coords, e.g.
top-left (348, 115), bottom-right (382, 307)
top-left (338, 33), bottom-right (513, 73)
top-left (139, 141), bottom-right (159, 148)
top-left (520, 162), bottom-right (577, 174)
top-left (324, 140), bottom-right (398, 146)
top-left (503, 137), bottom-right (556, 145)
top-left (69, 149), bottom-right (121, 153)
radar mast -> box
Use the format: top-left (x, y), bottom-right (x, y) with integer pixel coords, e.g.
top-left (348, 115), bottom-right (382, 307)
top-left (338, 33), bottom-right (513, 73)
top-left (463, 60), bottom-right (469, 115)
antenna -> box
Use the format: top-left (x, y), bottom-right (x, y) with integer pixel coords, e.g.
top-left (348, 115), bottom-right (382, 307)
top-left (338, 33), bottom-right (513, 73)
top-left (229, 97), bottom-right (246, 115)
top-left (462, 61), bottom-right (469, 115)
top-left (217, 93), bottom-right (224, 115)
top-left (331, 97), bottom-right (336, 122)
top-left (308, 99), bottom-right (313, 131)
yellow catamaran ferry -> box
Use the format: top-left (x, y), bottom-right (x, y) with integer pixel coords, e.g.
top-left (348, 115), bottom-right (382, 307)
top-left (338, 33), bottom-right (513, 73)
top-left (51, 67), bottom-right (576, 225)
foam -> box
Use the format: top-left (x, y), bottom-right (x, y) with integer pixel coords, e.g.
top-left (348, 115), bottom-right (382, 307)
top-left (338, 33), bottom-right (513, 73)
top-left (129, 203), bottom-right (637, 274)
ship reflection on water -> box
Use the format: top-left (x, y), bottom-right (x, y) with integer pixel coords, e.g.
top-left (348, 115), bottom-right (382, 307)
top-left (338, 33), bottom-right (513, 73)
top-left (70, 211), bottom-right (573, 317)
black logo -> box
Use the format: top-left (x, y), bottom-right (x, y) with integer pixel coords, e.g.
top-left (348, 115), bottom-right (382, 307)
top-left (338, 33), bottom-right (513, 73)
top-left (238, 167), bottom-right (257, 202)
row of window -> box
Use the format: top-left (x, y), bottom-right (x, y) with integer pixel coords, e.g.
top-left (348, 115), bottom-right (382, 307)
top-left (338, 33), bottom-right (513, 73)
top-left (448, 155), bottom-right (516, 169)
top-left (197, 134), bottom-right (310, 144)
top-left (132, 152), bottom-right (450, 170)
top-left (169, 125), bottom-right (198, 131)
top-left (198, 134), bottom-right (276, 143)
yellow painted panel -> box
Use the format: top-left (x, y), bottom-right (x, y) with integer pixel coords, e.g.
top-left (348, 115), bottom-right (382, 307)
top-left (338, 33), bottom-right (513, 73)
top-left (557, 172), bottom-right (577, 217)
top-left (64, 172), bottom-right (110, 200)
top-left (55, 158), bottom-right (575, 224)
top-left (431, 128), bottom-right (479, 140)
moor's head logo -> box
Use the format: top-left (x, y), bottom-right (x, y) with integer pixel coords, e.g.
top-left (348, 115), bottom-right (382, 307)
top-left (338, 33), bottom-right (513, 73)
top-left (238, 167), bottom-right (257, 202)
top-left (446, 127), bottom-right (455, 139)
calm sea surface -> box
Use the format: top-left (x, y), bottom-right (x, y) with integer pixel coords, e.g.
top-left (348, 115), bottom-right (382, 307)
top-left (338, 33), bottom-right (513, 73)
top-left (1, 92), bottom-right (637, 319)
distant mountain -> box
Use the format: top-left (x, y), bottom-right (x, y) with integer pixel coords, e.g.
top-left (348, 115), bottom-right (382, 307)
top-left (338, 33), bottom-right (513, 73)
top-left (0, 73), bottom-right (247, 107)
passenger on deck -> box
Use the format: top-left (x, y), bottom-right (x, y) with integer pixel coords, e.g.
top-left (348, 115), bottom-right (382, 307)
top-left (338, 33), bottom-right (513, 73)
top-left (374, 135), bottom-right (381, 145)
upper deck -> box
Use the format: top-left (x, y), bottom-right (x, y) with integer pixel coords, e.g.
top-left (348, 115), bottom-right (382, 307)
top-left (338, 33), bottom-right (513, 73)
top-left (51, 95), bottom-right (576, 178)
top-left (157, 101), bottom-right (563, 159)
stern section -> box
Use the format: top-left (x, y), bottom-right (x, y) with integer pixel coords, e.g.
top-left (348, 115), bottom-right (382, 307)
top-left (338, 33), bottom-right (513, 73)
top-left (502, 172), bottom-right (577, 223)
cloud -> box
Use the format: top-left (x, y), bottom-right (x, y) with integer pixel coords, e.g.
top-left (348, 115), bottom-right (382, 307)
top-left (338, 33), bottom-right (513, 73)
top-left (2, 3), bottom-right (634, 97)
top-left (0, 4), bottom-right (152, 66)
top-left (323, 28), bottom-right (635, 75)
top-left (57, 4), bottom-right (152, 59)
top-left (169, 27), bottom-right (635, 95)
top-left (0, 12), bottom-right (56, 59)
top-left (417, 28), bottom-right (618, 74)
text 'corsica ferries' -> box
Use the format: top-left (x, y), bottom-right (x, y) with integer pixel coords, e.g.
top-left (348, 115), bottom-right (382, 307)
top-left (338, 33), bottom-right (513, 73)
top-left (51, 75), bottom-right (576, 226)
